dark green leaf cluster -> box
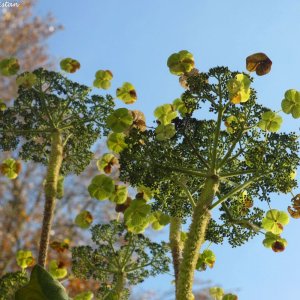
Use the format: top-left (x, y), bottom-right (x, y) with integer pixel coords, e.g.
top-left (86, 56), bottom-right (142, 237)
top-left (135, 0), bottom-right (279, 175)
top-left (0, 271), bottom-right (28, 300)
top-left (206, 205), bottom-right (264, 247)
top-left (0, 68), bottom-right (114, 174)
top-left (72, 221), bottom-right (170, 299)
top-left (119, 66), bottom-right (300, 247)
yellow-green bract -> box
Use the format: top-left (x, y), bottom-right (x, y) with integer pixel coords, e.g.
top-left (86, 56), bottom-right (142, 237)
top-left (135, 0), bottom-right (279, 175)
top-left (48, 260), bottom-right (67, 279)
top-left (106, 108), bottom-right (133, 133)
top-left (262, 232), bottom-right (287, 252)
top-left (16, 72), bottom-right (37, 88)
top-left (109, 185), bottom-right (128, 204)
top-left (150, 212), bottom-right (170, 230)
top-left (173, 98), bottom-right (189, 117)
top-left (16, 250), bottom-right (35, 269)
top-left (116, 82), bottom-right (137, 104)
top-left (155, 124), bottom-right (176, 141)
top-left (261, 209), bottom-right (289, 234)
top-left (196, 249), bottom-right (216, 271)
top-left (74, 291), bottom-right (94, 300)
top-left (167, 50), bottom-right (195, 75)
top-left (74, 210), bottom-right (93, 229)
top-left (281, 89), bottom-right (300, 119)
top-left (227, 73), bottom-right (251, 104)
top-left (0, 57), bottom-right (20, 76)
top-left (209, 287), bottom-right (224, 300)
top-left (88, 174), bottom-right (115, 200)
top-left (106, 132), bottom-right (127, 153)
top-left (93, 70), bottom-right (113, 90)
top-left (124, 199), bottom-right (152, 233)
top-left (154, 104), bottom-right (177, 125)
top-left (0, 158), bottom-right (22, 179)
top-left (258, 111), bottom-right (283, 132)
top-left (97, 153), bottom-right (118, 174)
top-left (60, 58), bottom-right (80, 73)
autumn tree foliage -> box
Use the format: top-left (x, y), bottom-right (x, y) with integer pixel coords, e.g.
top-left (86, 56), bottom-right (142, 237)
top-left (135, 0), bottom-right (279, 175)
top-left (0, 0), bottom-right (62, 277)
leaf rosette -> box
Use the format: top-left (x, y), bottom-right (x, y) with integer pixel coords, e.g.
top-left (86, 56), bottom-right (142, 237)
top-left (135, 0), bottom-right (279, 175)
top-left (106, 108), bottom-right (134, 133)
top-left (261, 209), bottom-right (289, 234)
top-left (281, 89), bottom-right (300, 119)
top-left (167, 50), bottom-right (195, 75)
top-left (88, 175), bottom-right (115, 200)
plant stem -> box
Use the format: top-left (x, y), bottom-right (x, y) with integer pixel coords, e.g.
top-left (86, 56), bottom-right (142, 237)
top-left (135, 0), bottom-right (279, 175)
top-left (169, 216), bottom-right (182, 289)
top-left (176, 177), bottom-right (219, 300)
top-left (38, 131), bottom-right (63, 267)
top-left (115, 272), bottom-right (126, 299)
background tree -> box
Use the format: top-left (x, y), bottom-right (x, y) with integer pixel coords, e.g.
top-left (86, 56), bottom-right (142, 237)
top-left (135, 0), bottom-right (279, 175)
top-left (0, 0), bottom-right (62, 276)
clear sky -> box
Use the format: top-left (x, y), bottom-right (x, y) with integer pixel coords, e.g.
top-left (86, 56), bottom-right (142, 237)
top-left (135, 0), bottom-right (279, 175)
top-left (35, 1), bottom-right (300, 299)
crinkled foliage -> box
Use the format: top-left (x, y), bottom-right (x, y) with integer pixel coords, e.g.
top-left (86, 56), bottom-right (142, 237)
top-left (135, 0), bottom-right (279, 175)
top-left (0, 68), bottom-right (114, 175)
top-left (72, 221), bottom-right (170, 299)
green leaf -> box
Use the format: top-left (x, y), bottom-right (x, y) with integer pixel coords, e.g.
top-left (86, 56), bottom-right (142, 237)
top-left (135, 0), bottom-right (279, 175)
top-left (60, 58), bottom-right (80, 73)
top-left (209, 287), bottom-right (224, 300)
top-left (97, 153), bottom-right (118, 174)
top-left (106, 132), bottom-right (127, 153)
top-left (136, 185), bottom-right (154, 201)
top-left (258, 111), bottom-right (283, 132)
top-left (261, 209), bottom-right (289, 234)
top-left (73, 291), bottom-right (94, 300)
top-left (281, 89), bottom-right (300, 119)
top-left (15, 265), bottom-right (69, 300)
top-left (16, 72), bottom-right (38, 88)
top-left (106, 108), bottom-right (133, 133)
top-left (124, 199), bottom-right (152, 233)
top-left (196, 249), bottom-right (216, 271)
top-left (173, 98), bottom-right (189, 116)
top-left (223, 294), bottom-right (238, 300)
top-left (154, 104), bottom-right (177, 125)
top-left (150, 212), bottom-right (170, 230)
top-left (16, 250), bottom-right (35, 269)
top-left (88, 175), bottom-right (115, 200)
top-left (48, 261), bottom-right (67, 279)
top-left (0, 58), bottom-right (20, 76)
top-left (109, 185), bottom-right (128, 204)
top-left (74, 211), bottom-right (93, 229)
top-left (116, 82), bottom-right (137, 104)
top-left (93, 70), bottom-right (113, 90)
top-left (167, 50), bottom-right (195, 76)
top-left (227, 73), bottom-right (251, 104)
top-left (0, 158), bottom-right (22, 179)
top-left (0, 100), bottom-right (7, 111)
top-left (262, 232), bottom-right (287, 252)
top-left (155, 124), bottom-right (176, 141)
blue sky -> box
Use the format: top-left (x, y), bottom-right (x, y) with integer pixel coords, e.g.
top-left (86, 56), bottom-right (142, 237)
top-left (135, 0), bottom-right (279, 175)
top-left (34, 1), bottom-right (300, 299)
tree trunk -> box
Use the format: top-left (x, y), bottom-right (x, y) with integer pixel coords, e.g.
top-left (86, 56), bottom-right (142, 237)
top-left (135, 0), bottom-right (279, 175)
top-left (38, 131), bottom-right (63, 267)
top-left (176, 177), bottom-right (219, 300)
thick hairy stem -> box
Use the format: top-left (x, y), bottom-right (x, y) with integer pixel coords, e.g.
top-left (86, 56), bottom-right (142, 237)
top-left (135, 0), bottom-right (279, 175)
top-left (176, 178), bottom-right (219, 300)
top-left (38, 131), bottom-right (63, 267)
top-left (169, 216), bottom-right (182, 288)
top-left (115, 272), bottom-right (126, 299)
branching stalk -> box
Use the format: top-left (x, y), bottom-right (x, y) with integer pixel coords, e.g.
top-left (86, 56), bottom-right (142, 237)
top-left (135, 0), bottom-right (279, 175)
top-left (38, 131), bottom-right (63, 266)
top-left (169, 216), bottom-right (182, 289)
top-left (176, 177), bottom-right (219, 300)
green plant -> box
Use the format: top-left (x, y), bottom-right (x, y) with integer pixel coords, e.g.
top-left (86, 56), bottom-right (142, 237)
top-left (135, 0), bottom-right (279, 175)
top-left (0, 59), bottom-right (114, 268)
top-left (117, 51), bottom-right (300, 299)
top-left (72, 221), bottom-right (170, 299)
